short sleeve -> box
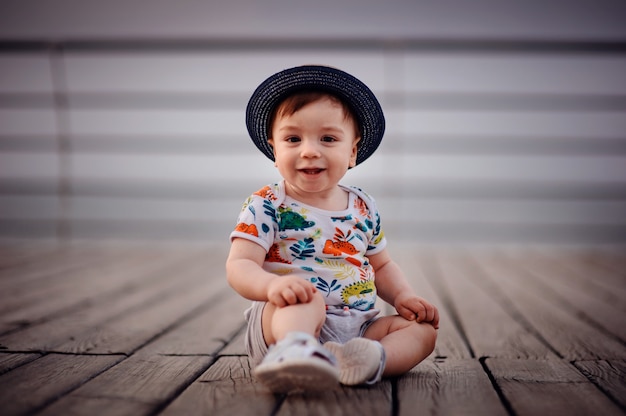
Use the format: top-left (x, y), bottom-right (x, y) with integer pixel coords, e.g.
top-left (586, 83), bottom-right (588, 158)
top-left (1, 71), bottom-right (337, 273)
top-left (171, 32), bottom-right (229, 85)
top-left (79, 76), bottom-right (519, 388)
top-left (229, 185), bottom-right (280, 252)
top-left (365, 196), bottom-right (387, 255)
top-left (348, 186), bottom-right (387, 255)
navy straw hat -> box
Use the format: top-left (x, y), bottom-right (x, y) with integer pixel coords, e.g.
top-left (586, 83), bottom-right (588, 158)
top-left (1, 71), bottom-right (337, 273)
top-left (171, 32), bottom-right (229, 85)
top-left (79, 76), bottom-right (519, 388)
top-left (246, 65), bottom-right (385, 166)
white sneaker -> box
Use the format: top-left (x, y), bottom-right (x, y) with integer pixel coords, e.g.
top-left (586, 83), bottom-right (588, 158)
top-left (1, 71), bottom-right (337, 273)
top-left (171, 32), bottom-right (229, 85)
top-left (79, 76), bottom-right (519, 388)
top-left (324, 338), bottom-right (386, 386)
top-left (254, 332), bottom-right (339, 393)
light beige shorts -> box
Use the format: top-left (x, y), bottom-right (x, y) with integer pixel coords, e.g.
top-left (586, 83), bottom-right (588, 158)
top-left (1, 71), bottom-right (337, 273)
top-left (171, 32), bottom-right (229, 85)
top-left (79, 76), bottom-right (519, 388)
top-left (244, 301), bottom-right (380, 366)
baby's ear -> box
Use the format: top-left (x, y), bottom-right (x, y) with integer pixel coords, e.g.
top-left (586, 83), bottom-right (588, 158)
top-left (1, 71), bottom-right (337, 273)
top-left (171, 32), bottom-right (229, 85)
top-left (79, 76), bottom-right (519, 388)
top-left (349, 136), bottom-right (360, 167)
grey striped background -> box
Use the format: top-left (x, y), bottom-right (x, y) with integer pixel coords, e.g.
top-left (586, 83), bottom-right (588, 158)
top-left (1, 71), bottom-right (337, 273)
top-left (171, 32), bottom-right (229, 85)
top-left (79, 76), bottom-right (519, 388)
top-left (1, 1), bottom-right (625, 244)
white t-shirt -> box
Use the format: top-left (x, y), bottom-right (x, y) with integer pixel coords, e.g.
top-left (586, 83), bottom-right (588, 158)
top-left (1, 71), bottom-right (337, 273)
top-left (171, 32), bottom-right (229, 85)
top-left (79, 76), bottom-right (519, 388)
top-left (230, 181), bottom-right (387, 311)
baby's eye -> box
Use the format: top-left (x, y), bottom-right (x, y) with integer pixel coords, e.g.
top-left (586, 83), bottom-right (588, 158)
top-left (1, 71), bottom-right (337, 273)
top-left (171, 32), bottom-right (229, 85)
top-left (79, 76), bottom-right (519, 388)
top-left (321, 136), bottom-right (336, 142)
top-left (286, 136), bottom-right (301, 143)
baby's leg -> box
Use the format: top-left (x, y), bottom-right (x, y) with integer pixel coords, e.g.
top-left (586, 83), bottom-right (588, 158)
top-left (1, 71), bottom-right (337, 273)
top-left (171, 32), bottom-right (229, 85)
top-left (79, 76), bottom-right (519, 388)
top-left (364, 316), bottom-right (437, 376)
top-left (255, 293), bottom-right (337, 393)
top-left (261, 291), bottom-right (327, 346)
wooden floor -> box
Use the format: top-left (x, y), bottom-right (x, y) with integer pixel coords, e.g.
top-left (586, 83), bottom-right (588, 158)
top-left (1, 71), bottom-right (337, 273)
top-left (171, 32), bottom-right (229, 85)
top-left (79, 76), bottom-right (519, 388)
top-left (0, 242), bottom-right (624, 416)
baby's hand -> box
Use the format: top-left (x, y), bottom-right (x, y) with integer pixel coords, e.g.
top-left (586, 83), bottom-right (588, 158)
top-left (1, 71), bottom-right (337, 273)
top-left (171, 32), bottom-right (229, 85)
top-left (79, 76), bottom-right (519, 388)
top-left (267, 275), bottom-right (317, 307)
top-left (395, 293), bottom-right (440, 329)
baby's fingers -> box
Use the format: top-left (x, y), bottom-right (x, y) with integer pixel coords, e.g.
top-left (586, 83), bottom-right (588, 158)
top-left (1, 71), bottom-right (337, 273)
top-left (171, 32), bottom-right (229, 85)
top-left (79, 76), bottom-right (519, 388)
top-left (292, 281), bottom-right (316, 303)
top-left (284, 279), bottom-right (317, 305)
top-left (396, 304), bottom-right (417, 321)
top-left (398, 298), bottom-right (426, 321)
top-left (431, 307), bottom-right (440, 329)
top-left (418, 302), bottom-right (440, 328)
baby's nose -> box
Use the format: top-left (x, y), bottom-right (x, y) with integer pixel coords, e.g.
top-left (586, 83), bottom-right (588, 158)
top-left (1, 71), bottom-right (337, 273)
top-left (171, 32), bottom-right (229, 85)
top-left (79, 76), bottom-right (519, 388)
top-left (300, 140), bottom-right (321, 157)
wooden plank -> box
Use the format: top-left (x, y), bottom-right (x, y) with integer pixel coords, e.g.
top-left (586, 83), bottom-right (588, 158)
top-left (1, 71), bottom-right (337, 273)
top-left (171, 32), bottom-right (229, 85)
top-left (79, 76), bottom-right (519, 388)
top-left (485, 358), bottom-right (624, 416)
top-left (142, 288), bottom-right (249, 356)
top-left (586, 247), bottom-right (626, 276)
top-left (38, 396), bottom-right (152, 416)
top-left (397, 358), bottom-right (507, 416)
top-left (506, 248), bottom-right (626, 313)
top-left (539, 248), bottom-right (626, 296)
top-left (1, 243), bottom-right (623, 416)
top-left (39, 354), bottom-right (214, 416)
top-left (0, 352), bottom-right (40, 375)
top-left (574, 360), bottom-right (626, 411)
top-left (418, 249), bottom-right (555, 359)
top-left (160, 356), bottom-right (277, 416)
top-left (471, 250), bottom-right (626, 360)
top-left (277, 381), bottom-right (392, 416)
top-left (0, 244), bottom-right (104, 285)
top-left (492, 249), bottom-right (626, 343)
top-left (0, 249), bottom-right (217, 352)
top-left (394, 247), bottom-right (471, 359)
top-left (219, 329), bottom-right (247, 356)
top-left (52, 266), bottom-right (227, 355)
top-left (0, 247), bottom-right (191, 328)
top-left (39, 279), bottom-right (246, 416)
top-left (0, 243), bottom-right (58, 270)
top-left (0, 353), bottom-right (123, 416)
top-left (0, 245), bottom-right (130, 334)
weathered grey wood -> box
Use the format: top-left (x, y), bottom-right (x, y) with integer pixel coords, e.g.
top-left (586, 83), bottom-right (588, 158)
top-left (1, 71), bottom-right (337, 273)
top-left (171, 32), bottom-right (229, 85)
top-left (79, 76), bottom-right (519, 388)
top-left (543, 249), bottom-right (626, 289)
top-left (419, 250), bottom-right (555, 359)
top-left (0, 352), bottom-right (40, 375)
top-left (490, 250), bottom-right (626, 343)
top-left (585, 247), bottom-right (626, 276)
top-left (38, 396), bottom-right (152, 416)
top-left (0, 244), bottom-right (58, 270)
top-left (142, 289), bottom-right (249, 356)
top-left (0, 244), bottom-right (113, 283)
top-left (0, 246), bottom-right (120, 333)
top-left (0, 353), bottom-right (123, 416)
top-left (0, 247), bottom-right (193, 328)
top-left (40, 279), bottom-right (244, 415)
top-left (277, 381), bottom-right (392, 416)
top-left (471, 250), bottom-right (626, 360)
top-left (394, 248), bottom-right (471, 359)
top-left (39, 354), bottom-right (214, 416)
top-left (1, 244), bottom-right (625, 416)
top-left (219, 328), bottom-right (247, 356)
top-left (0, 250), bottom-right (217, 352)
top-left (52, 269), bottom-right (225, 355)
top-left (0, 246), bottom-right (156, 299)
top-left (574, 359), bottom-right (626, 411)
top-left (485, 358), bottom-right (625, 416)
top-left (507, 247), bottom-right (626, 314)
top-left (160, 356), bottom-right (278, 416)
top-left (397, 358), bottom-right (507, 416)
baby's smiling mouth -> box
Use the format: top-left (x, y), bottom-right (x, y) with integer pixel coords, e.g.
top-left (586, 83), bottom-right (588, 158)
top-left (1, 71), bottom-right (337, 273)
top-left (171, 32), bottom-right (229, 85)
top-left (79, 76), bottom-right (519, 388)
top-left (299, 168), bottom-right (325, 175)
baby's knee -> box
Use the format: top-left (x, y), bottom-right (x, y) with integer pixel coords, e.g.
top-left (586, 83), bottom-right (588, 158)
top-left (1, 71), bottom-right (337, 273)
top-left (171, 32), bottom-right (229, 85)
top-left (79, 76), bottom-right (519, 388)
top-left (420, 322), bottom-right (437, 354)
top-left (405, 319), bottom-right (437, 354)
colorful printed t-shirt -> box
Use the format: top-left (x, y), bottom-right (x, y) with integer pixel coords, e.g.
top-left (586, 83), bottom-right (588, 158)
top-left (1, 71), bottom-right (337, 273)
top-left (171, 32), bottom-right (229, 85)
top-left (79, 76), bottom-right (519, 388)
top-left (230, 181), bottom-right (387, 311)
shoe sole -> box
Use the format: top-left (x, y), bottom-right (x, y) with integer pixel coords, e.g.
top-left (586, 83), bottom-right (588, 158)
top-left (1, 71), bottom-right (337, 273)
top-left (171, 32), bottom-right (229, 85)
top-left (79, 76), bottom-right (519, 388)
top-left (254, 358), bottom-right (340, 393)
top-left (324, 338), bottom-right (382, 386)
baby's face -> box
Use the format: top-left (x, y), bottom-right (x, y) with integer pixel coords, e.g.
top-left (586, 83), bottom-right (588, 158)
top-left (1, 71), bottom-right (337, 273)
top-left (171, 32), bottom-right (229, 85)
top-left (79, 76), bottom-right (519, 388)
top-left (268, 96), bottom-right (360, 202)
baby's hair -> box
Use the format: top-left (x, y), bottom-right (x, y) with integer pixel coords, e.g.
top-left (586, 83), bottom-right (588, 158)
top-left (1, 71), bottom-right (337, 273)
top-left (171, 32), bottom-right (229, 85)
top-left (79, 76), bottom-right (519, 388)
top-left (268, 90), bottom-right (361, 140)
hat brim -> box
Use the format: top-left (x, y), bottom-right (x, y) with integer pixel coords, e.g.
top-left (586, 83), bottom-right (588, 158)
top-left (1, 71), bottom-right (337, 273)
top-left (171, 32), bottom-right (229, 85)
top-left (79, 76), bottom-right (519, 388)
top-left (246, 65), bottom-right (385, 166)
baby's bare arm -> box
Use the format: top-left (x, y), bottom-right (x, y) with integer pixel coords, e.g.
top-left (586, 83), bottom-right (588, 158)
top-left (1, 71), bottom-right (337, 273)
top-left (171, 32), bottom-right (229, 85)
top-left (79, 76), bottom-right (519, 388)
top-left (226, 238), bottom-right (317, 306)
top-left (369, 249), bottom-right (439, 329)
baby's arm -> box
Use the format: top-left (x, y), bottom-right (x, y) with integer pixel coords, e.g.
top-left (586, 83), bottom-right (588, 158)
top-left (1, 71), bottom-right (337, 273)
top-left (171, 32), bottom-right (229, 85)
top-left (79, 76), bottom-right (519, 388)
top-left (226, 238), bottom-right (317, 307)
top-left (369, 248), bottom-right (439, 329)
